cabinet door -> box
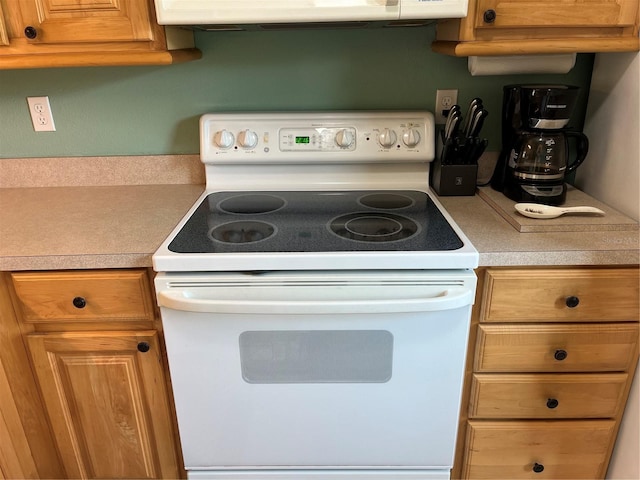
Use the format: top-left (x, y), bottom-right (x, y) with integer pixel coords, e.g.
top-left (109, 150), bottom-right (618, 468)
top-left (474, 0), bottom-right (638, 29)
top-left (19, 0), bottom-right (154, 44)
top-left (0, 3), bottom-right (8, 46)
top-left (28, 331), bottom-right (180, 479)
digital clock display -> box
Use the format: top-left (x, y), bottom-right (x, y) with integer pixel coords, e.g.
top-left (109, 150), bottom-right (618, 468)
top-left (295, 136), bottom-right (310, 144)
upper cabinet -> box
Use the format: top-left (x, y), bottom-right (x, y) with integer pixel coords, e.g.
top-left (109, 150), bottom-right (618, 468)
top-left (433, 0), bottom-right (640, 56)
top-left (0, 0), bottom-right (201, 69)
top-left (0, 2), bottom-right (8, 46)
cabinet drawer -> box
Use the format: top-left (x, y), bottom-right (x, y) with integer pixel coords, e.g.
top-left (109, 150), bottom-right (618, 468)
top-left (462, 420), bottom-right (615, 479)
top-left (481, 268), bottom-right (639, 322)
top-left (11, 270), bottom-right (153, 323)
top-left (474, 0), bottom-right (638, 29)
top-left (469, 373), bottom-right (628, 419)
top-left (475, 323), bottom-right (639, 372)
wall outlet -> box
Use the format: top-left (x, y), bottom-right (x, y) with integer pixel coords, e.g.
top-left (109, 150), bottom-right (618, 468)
top-left (435, 89), bottom-right (458, 124)
top-left (27, 96), bottom-right (56, 132)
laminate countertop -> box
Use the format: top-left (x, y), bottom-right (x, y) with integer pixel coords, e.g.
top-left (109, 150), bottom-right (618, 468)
top-left (1, 156), bottom-right (638, 271)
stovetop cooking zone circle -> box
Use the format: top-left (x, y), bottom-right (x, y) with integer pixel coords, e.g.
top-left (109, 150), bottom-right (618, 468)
top-left (357, 192), bottom-right (415, 210)
top-left (217, 194), bottom-right (287, 215)
top-left (328, 212), bottom-right (420, 243)
top-left (209, 220), bottom-right (277, 244)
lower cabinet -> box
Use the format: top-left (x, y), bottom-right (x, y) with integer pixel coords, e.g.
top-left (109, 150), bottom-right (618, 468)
top-left (28, 331), bottom-right (179, 479)
top-left (454, 267), bottom-right (640, 479)
top-left (7, 269), bottom-right (183, 479)
top-left (3, 266), bottom-right (639, 479)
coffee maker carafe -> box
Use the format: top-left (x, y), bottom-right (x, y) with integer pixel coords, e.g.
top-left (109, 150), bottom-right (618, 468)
top-left (491, 84), bottom-right (589, 205)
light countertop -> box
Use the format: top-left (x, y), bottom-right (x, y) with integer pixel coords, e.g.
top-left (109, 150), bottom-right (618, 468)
top-left (0, 156), bottom-right (638, 271)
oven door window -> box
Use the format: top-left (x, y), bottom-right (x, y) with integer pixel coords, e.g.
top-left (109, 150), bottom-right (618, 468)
top-left (239, 330), bottom-right (393, 384)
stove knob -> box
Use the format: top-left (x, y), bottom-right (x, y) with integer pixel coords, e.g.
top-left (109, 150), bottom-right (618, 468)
top-left (237, 129), bottom-right (258, 149)
top-left (335, 129), bottom-right (354, 148)
top-left (402, 129), bottom-right (421, 148)
top-left (378, 128), bottom-right (397, 148)
top-left (213, 129), bottom-right (234, 149)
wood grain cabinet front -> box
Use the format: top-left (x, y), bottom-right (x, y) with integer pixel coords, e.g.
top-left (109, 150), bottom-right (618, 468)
top-left (11, 270), bottom-right (155, 323)
top-left (475, 323), bottom-right (639, 373)
top-left (27, 331), bottom-right (179, 479)
top-left (433, 0), bottom-right (640, 56)
top-left (0, 0), bottom-right (200, 69)
top-left (463, 420), bottom-right (616, 479)
top-left (453, 267), bottom-right (640, 480)
top-left (469, 373), bottom-right (628, 419)
top-left (6, 269), bottom-right (183, 480)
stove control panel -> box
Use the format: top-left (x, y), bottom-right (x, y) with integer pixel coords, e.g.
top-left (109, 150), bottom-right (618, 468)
top-left (279, 127), bottom-right (357, 152)
top-left (200, 111), bottom-right (435, 164)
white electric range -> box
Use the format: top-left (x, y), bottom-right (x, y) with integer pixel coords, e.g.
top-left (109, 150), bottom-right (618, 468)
top-left (153, 111), bottom-right (478, 480)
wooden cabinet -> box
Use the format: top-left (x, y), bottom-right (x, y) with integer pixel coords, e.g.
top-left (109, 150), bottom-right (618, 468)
top-left (0, 2), bottom-right (8, 46)
top-left (464, 420), bottom-right (616, 479)
top-left (18, 0), bottom-right (155, 44)
top-left (0, 335), bottom-right (40, 479)
top-left (8, 269), bottom-right (183, 479)
top-left (0, 0), bottom-right (200, 69)
top-left (433, 0), bottom-right (640, 56)
top-left (453, 267), bottom-right (640, 479)
top-left (0, 273), bottom-right (64, 479)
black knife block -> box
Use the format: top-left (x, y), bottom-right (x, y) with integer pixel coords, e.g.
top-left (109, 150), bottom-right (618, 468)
top-left (431, 132), bottom-right (479, 196)
top-left (430, 159), bottom-right (478, 196)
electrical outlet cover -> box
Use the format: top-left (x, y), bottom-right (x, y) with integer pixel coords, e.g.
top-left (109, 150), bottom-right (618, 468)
top-left (435, 89), bottom-right (458, 124)
top-left (27, 96), bottom-right (56, 132)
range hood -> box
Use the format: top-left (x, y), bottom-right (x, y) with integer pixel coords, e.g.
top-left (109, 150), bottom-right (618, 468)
top-left (154, 0), bottom-right (469, 28)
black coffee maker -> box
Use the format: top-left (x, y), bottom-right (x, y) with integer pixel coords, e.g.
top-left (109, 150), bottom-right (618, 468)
top-left (491, 84), bottom-right (589, 205)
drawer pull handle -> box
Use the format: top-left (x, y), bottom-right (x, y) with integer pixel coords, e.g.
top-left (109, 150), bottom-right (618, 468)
top-left (554, 349), bottom-right (568, 361)
top-left (483, 9), bottom-right (497, 23)
top-left (24, 26), bottom-right (38, 39)
top-left (72, 296), bottom-right (87, 309)
top-left (533, 463), bottom-right (545, 473)
top-left (565, 295), bottom-right (580, 308)
top-left (137, 342), bottom-right (150, 353)
top-left (546, 398), bottom-right (559, 409)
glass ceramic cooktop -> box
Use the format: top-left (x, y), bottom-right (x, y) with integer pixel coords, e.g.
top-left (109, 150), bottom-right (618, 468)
top-left (168, 190), bottom-right (463, 254)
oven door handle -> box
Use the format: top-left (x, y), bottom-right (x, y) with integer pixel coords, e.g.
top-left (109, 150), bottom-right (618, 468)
top-left (157, 288), bottom-right (473, 314)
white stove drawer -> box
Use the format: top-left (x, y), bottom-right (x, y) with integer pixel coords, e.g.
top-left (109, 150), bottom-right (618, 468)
top-left (188, 470), bottom-right (451, 479)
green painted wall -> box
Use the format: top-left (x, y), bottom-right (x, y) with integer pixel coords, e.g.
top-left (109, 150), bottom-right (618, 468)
top-left (0, 25), bottom-right (593, 158)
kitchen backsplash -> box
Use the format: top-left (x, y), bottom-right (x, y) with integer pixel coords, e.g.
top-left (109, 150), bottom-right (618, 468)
top-left (0, 25), bottom-right (594, 159)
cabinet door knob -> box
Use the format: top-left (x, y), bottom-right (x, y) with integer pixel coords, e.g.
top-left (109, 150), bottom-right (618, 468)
top-left (546, 398), bottom-right (559, 409)
top-left (24, 26), bottom-right (38, 39)
top-left (565, 295), bottom-right (580, 308)
top-left (533, 463), bottom-right (545, 473)
top-left (72, 296), bottom-right (87, 309)
top-left (483, 9), bottom-right (497, 23)
top-left (554, 349), bottom-right (568, 361)
top-left (137, 342), bottom-right (150, 353)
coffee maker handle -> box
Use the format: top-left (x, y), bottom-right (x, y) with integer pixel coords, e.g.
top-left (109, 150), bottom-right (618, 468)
top-left (565, 131), bottom-right (589, 174)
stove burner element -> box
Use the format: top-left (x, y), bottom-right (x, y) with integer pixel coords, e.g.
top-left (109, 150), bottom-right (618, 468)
top-left (358, 193), bottom-right (414, 210)
top-left (329, 213), bottom-right (418, 243)
top-left (218, 194), bottom-right (286, 214)
top-left (210, 221), bottom-right (276, 244)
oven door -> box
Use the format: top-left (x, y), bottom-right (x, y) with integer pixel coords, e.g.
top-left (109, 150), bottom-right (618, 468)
top-left (156, 271), bottom-right (475, 477)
